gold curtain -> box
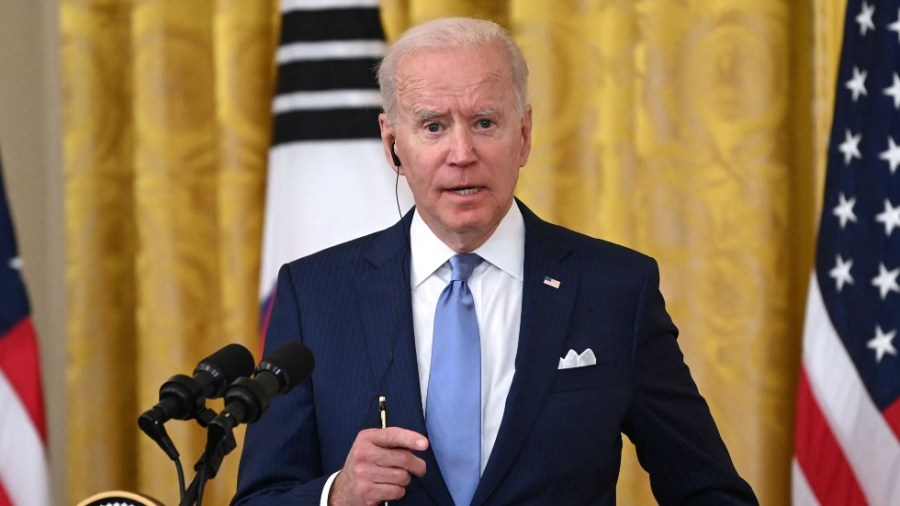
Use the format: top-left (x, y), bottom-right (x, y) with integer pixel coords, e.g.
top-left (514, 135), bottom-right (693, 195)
top-left (62, 0), bottom-right (845, 504)
top-left (62, 0), bottom-right (277, 504)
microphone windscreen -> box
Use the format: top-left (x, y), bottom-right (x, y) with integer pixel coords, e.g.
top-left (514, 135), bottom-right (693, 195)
top-left (259, 342), bottom-right (315, 392)
top-left (196, 343), bottom-right (256, 396)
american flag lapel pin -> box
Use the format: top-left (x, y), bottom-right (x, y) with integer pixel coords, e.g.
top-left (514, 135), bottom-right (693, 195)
top-left (543, 276), bottom-right (561, 289)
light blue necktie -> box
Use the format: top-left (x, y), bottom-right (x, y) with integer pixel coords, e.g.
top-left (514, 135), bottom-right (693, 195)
top-left (426, 253), bottom-right (483, 506)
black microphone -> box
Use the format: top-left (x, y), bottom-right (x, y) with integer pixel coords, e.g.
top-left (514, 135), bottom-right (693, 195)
top-left (138, 343), bottom-right (255, 459)
top-left (187, 345), bottom-right (313, 506)
top-left (210, 341), bottom-right (315, 431)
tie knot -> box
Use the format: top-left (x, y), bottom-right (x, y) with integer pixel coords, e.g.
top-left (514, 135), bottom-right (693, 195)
top-left (449, 253), bottom-right (482, 282)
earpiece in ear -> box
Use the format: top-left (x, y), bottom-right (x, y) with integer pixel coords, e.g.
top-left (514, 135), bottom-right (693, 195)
top-left (391, 143), bottom-right (402, 167)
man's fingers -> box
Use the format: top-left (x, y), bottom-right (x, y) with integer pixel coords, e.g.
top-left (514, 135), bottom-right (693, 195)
top-left (330, 429), bottom-right (429, 505)
top-left (372, 447), bottom-right (427, 478)
top-left (377, 483), bottom-right (409, 502)
top-left (356, 463), bottom-right (415, 487)
top-left (330, 470), bottom-right (409, 505)
top-left (364, 483), bottom-right (409, 503)
top-left (353, 430), bottom-right (427, 477)
top-left (368, 427), bottom-right (429, 452)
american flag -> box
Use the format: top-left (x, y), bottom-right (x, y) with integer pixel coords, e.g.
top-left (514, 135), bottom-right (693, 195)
top-left (0, 152), bottom-right (49, 505)
top-left (793, 1), bottom-right (900, 504)
top-left (259, 0), bottom-right (412, 338)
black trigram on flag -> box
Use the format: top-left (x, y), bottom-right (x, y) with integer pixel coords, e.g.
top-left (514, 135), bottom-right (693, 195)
top-left (273, 1), bottom-right (386, 143)
top-left (259, 0), bottom-right (412, 329)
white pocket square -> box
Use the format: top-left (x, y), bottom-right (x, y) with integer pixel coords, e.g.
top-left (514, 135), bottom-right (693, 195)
top-left (557, 348), bottom-right (597, 369)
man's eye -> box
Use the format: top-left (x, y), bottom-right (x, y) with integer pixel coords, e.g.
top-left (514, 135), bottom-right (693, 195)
top-left (425, 123), bottom-right (441, 133)
top-left (477, 119), bottom-right (495, 129)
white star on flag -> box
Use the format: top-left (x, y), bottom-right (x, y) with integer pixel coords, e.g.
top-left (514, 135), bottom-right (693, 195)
top-left (857, 1), bottom-right (876, 36)
top-left (847, 66), bottom-right (869, 101)
top-left (833, 192), bottom-right (858, 228)
top-left (890, 8), bottom-right (900, 43)
top-left (868, 325), bottom-right (898, 363)
top-left (885, 73), bottom-right (900, 109)
top-left (830, 255), bottom-right (855, 291)
top-left (876, 199), bottom-right (900, 236)
top-left (839, 129), bottom-right (863, 165)
top-left (872, 262), bottom-right (900, 299)
top-left (879, 137), bottom-right (900, 173)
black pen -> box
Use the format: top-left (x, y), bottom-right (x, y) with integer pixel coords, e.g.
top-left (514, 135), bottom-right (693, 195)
top-left (379, 396), bottom-right (388, 506)
top-left (379, 395), bottom-right (387, 429)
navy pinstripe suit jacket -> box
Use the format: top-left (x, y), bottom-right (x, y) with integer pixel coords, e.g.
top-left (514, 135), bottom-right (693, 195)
top-left (232, 200), bottom-right (757, 505)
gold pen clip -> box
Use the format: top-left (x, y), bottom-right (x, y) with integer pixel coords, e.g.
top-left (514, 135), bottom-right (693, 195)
top-left (378, 395), bottom-right (387, 429)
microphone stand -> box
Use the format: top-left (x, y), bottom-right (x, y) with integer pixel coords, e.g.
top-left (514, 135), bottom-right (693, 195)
top-left (179, 412), bottom-right (238, 506)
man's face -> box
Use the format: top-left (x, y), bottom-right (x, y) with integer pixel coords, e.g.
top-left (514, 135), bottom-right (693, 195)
top-left (380, 43), bottom-right (532, 252)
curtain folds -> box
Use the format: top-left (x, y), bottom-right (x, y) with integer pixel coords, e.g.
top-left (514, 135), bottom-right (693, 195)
top-left (62, 1), bottom-right (277, 504)
top-left (63, 0), bottom-right (844, 504)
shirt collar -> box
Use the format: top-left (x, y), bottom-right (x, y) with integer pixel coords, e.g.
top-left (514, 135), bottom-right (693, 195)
top-left (409, 202), bottom-right (525, 288)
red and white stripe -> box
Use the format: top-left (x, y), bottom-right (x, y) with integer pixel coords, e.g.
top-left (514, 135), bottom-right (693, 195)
top-left (0, 318), bottom-right (49, 506)
top-left (792, 275), bottom-right (900, 505)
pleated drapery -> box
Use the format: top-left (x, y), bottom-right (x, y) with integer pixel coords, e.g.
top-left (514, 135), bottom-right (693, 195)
top-left (62, 1), bottom-right (277, 504)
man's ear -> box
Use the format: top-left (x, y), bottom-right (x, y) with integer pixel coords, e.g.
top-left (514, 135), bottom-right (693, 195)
top-left (379, 113), bottom-right (403, 174)
top-left (518, 105), bottom-right (533, 168)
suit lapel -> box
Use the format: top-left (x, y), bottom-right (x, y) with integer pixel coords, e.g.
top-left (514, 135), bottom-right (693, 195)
top-left (473, 202), bottom-right (578, 505)
top-left (355, 211), bottom-right (453, 505)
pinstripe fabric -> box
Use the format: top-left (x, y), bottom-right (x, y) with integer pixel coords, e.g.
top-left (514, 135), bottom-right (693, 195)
top-left (233, 201), bottom-right (756, 505)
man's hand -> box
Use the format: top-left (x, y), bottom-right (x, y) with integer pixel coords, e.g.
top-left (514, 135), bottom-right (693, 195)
top-left (329, 427), bottom-right (429, 506)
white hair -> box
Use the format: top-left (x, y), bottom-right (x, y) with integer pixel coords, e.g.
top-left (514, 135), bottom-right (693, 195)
top-left (377, 17), bottom-right (529, 123)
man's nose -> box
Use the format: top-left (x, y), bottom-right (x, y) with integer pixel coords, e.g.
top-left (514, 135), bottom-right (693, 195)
top-left (446, 126), bottom-right (476, 166)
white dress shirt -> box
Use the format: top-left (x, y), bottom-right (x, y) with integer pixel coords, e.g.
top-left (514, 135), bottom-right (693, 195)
top-left (409, 203), bottom-right (524, 472)
top-left (321, 203), bottom-right (524, 504)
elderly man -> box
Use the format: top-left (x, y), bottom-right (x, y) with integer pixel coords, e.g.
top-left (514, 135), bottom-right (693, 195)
top-left (233, 17), bottom-right (756, 506)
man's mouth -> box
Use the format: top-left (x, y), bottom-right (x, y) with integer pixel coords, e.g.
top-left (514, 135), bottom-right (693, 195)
top-left (449, 186), bottom-right (482, 196)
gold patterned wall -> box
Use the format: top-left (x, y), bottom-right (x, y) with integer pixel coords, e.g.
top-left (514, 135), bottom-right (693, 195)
top-left (62, 0), bottom-right (844, 504)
